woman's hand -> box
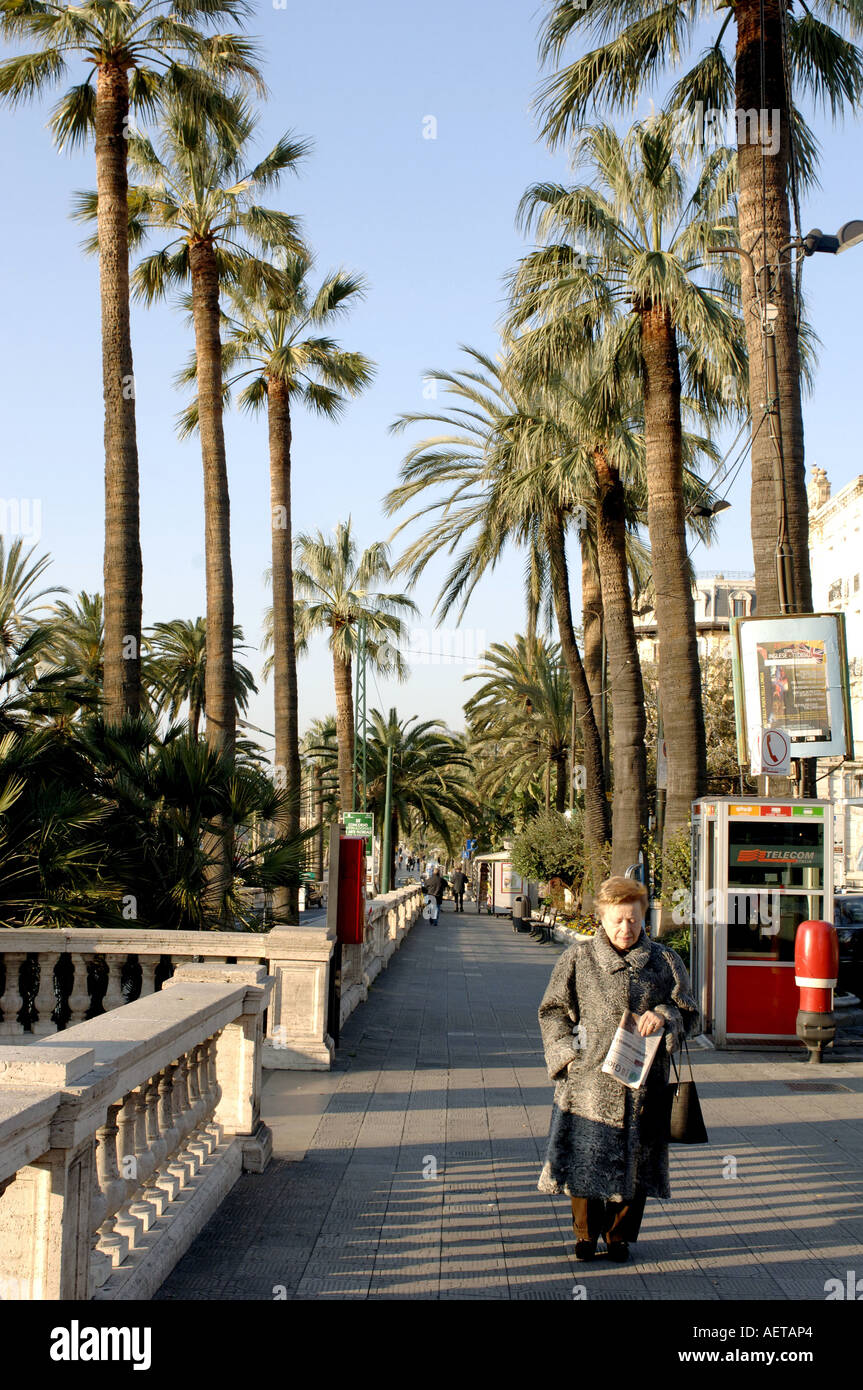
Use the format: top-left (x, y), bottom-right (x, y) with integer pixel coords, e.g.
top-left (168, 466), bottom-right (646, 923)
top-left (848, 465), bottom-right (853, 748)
top-left (636, 1010), bottom-right (664, 1036)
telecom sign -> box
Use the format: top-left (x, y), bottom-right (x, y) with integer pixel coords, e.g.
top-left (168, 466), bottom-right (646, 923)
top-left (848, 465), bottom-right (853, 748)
top-left (729, 845), bottom-right (822, 867)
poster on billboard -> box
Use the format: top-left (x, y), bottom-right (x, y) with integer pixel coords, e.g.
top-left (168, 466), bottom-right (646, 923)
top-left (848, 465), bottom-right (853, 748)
top-left (731, 613), bottom-right (853, 765)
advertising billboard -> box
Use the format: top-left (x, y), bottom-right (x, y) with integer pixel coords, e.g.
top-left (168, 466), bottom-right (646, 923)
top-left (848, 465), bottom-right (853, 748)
top-left (731, 613), bottom-right (853, 766)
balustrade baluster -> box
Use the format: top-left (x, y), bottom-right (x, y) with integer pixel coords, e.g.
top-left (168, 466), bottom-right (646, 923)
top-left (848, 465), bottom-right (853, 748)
top-left (32, 954), bottom-right (59, 1036)
top-left (66, 953), bottom-right (93, 1025)
top-left (138, 957), bottom-right (158, 998)
top-left (92, 1104), bottom-right (129, 1281)
top-left (203, 1034), bottom-right (223, 1144)
top-left (129, 1085), bottom-right (159, 1223)
top-left (140, 1075), bottom-right (169, 1218)
top-left (113, 1091), bottom-right (147, 1249)
top-left (101, 953), bottom-right (127, 1014)
top-left (0, 951), bottom-right (25, 1036)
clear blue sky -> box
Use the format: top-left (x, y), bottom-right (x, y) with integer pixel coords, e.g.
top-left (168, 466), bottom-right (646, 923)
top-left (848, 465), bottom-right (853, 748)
top-left (1, 0), bottom-right (861, 749)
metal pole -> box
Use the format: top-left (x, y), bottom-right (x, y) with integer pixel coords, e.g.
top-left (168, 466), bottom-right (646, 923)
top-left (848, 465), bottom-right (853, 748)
top-left (352, 633), bottom-right (360, 813)
top-left (381, 742), bottom-right (394, 893)
top-left (360, 621), bottom-right (367, 809)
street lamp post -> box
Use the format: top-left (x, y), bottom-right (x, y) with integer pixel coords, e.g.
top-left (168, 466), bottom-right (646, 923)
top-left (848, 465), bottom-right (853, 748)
top-left (381, 741), bottom-right (394, 894)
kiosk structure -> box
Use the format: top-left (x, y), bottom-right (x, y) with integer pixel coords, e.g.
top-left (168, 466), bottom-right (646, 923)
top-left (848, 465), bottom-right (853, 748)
top-left (690, 797), bottom-right (834, 1046)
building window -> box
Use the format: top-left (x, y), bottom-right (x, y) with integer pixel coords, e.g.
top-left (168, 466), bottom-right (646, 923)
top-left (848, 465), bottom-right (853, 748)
top-left (855, 574), bottom-right (860, 593)
top-left (732, 598), bottom-right (746, 617)
top-left (828, 579), bottom-right (843, 604)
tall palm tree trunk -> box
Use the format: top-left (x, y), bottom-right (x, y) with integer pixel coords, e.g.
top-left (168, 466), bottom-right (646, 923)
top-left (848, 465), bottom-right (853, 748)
top-left (555, 756), bottom-right (567, 813)
top-left (190, 236), bottom-right (235, 916)
top-left (581, 535), bottom-right (604, 729)
top-left (594, 448), bottom-right (647, 872)
top-left (96, 62), bottom-right (142, 722)
top-left (267, 378), bottom-right (301, 922)
top-left (735, 0), bottom-right (811, 617)
top-left (333, 647), bottom-right (355, 813)
top-left (313, 763), bottom-right (324, 881)
top-left (640, 304), bottom-right (707, 850)
top-left (544, 510), bottom-right (611, 890)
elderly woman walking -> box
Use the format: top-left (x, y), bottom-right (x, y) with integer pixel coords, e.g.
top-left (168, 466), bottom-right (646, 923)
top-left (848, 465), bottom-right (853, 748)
top-left (538, 876), bottom-right (699, 1262)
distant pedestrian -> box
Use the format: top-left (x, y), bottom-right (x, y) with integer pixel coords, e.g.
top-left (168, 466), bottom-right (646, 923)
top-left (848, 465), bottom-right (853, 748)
top-left (422, 866), bottom-right (449, 924)
top-left (537, 876), bottom-right (699, 1264)
top-left (451, 868), bottom-right (467, 913)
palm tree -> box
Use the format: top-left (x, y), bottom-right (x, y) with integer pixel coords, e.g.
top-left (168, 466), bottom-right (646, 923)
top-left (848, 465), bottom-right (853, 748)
top-left (510, 117), bottom-right (745, 846)
top-left (535, 0), bottom-right (863, 616)
top-left (386, 347), bottom-right (612, 886)
top-left (41, 591), bottom-right (105, 717)
top-left (292, 521), bottom-right (418, 814)
top-left (317, 708), bottom-right (475, 887)
top-left (99, 97), bottom-right (308, 909)
top-left (465, 636), bottom-right (572, 813)
top-left (302, 715), bottom-right (338, 881)
top-left (0, 539), bottom-right (60, 658)
top-left (179, 252), bottom-right (374, 917)
top-left (144, 617), bottom-right (256, 738)
top-left (0, 0), bottom-right (262, 722)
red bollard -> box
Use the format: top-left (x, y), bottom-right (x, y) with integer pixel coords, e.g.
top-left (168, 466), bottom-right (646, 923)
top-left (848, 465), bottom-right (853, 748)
top-left (794, 919), bottom-right (840, 1064)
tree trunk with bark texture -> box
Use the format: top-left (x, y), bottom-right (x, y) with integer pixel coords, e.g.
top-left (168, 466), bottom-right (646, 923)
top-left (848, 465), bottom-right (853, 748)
top-left (594, 448), bottom-right (647, 872)
top-left (313, 763), bottom-right (324, 881)
top-left (735, 0), bottom-right (811, 617)
top-left (267, 379), bottom-right (301, 922)
top-left (190, 236), bottom-right (234, 919)
top-left (96, 63), bottom-right (142, 722)
top-left (555, 755), bottom-right (567, 813)
top-left (544, 510), bottom-right (611, 891)
top-left (640, 304), bottom-right (708, 854)
top-left (333, 647), bottom-right (355, 814)
top-left (581, 535), bottom-right (604, 729)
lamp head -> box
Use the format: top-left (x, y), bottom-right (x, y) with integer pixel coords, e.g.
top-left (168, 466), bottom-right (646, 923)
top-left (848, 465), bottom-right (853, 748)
top-left (837, 220), bottom-right (863, 253)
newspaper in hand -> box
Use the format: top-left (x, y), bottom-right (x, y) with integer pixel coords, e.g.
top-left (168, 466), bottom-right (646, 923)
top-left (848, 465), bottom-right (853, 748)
top-left (601, 1009), bottom-right (663, 1090)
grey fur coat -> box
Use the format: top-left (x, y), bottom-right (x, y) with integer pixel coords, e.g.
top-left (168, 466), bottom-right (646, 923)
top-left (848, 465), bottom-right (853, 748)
top-left (537, 927), bottom-right (699, 1200)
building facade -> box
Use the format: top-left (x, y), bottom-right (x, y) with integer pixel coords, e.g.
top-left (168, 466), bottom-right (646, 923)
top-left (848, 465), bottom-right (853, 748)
top-left (634, 572), bottom-right (757, 666)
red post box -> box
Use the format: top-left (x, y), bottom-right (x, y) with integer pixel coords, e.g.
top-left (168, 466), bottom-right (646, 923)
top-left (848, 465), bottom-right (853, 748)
top-left (336, 836), bottom-right (366, 945)
top-left (794, 919), bottom-right (839, 1064)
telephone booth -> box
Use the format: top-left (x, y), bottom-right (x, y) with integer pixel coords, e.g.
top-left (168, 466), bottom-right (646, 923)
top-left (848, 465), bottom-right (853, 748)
top-left (691, 798), bottom-right (834, 1045)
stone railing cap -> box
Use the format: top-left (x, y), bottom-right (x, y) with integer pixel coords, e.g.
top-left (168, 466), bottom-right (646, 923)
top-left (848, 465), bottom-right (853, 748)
top-left (0, 1045), bottom-right (96, 1086)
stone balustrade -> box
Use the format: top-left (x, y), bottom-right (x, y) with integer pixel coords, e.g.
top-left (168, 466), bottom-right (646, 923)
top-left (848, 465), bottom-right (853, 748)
top-left (0, 962), bottom-right (271, 1300)
top-left (0, 882), bottom-right (425, 1074)
top-left (340, 883), bottom-right (425, 1027)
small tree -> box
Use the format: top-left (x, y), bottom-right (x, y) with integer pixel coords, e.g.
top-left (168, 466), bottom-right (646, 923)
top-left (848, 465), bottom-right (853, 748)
top-left (511, 810), bottom-right (585, 891)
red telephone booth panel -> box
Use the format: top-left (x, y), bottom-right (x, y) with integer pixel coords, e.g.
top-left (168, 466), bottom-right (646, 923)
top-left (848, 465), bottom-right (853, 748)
top-left (337, 836), bottom-right (366, 944)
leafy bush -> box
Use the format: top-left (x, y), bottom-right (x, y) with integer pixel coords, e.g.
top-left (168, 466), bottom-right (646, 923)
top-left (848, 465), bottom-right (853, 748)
top-left (511, 810), bottom-right (585, 888)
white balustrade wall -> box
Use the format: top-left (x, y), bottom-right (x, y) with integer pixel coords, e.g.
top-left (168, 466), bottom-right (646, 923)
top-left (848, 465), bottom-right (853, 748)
top-left (0, 882), bottom-right (425, 1072)
top-left (0, 963), bottom-right (272, 1300)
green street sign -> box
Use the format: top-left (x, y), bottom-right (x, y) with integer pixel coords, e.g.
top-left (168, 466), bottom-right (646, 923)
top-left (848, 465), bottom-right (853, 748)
top-left (343, 811), bottom-right (374, 851)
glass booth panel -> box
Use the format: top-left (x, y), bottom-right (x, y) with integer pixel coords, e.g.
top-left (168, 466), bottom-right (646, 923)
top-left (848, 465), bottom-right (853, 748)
top-left (726, 892), bottom-right (824, 962)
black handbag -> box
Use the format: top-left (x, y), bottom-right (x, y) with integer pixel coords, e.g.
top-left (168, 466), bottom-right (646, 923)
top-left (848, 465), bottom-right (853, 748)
top-left (666, 1040), bottom-right (709, 1144)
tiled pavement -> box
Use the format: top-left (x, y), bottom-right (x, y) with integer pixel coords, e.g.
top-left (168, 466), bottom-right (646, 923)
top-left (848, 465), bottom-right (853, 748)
top-left (155, 908), bottom-right (863, 1300)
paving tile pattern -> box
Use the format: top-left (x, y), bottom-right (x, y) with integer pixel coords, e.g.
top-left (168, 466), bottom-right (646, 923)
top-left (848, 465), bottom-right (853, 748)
top-left (155, 910), bottom-right (863, 1300)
